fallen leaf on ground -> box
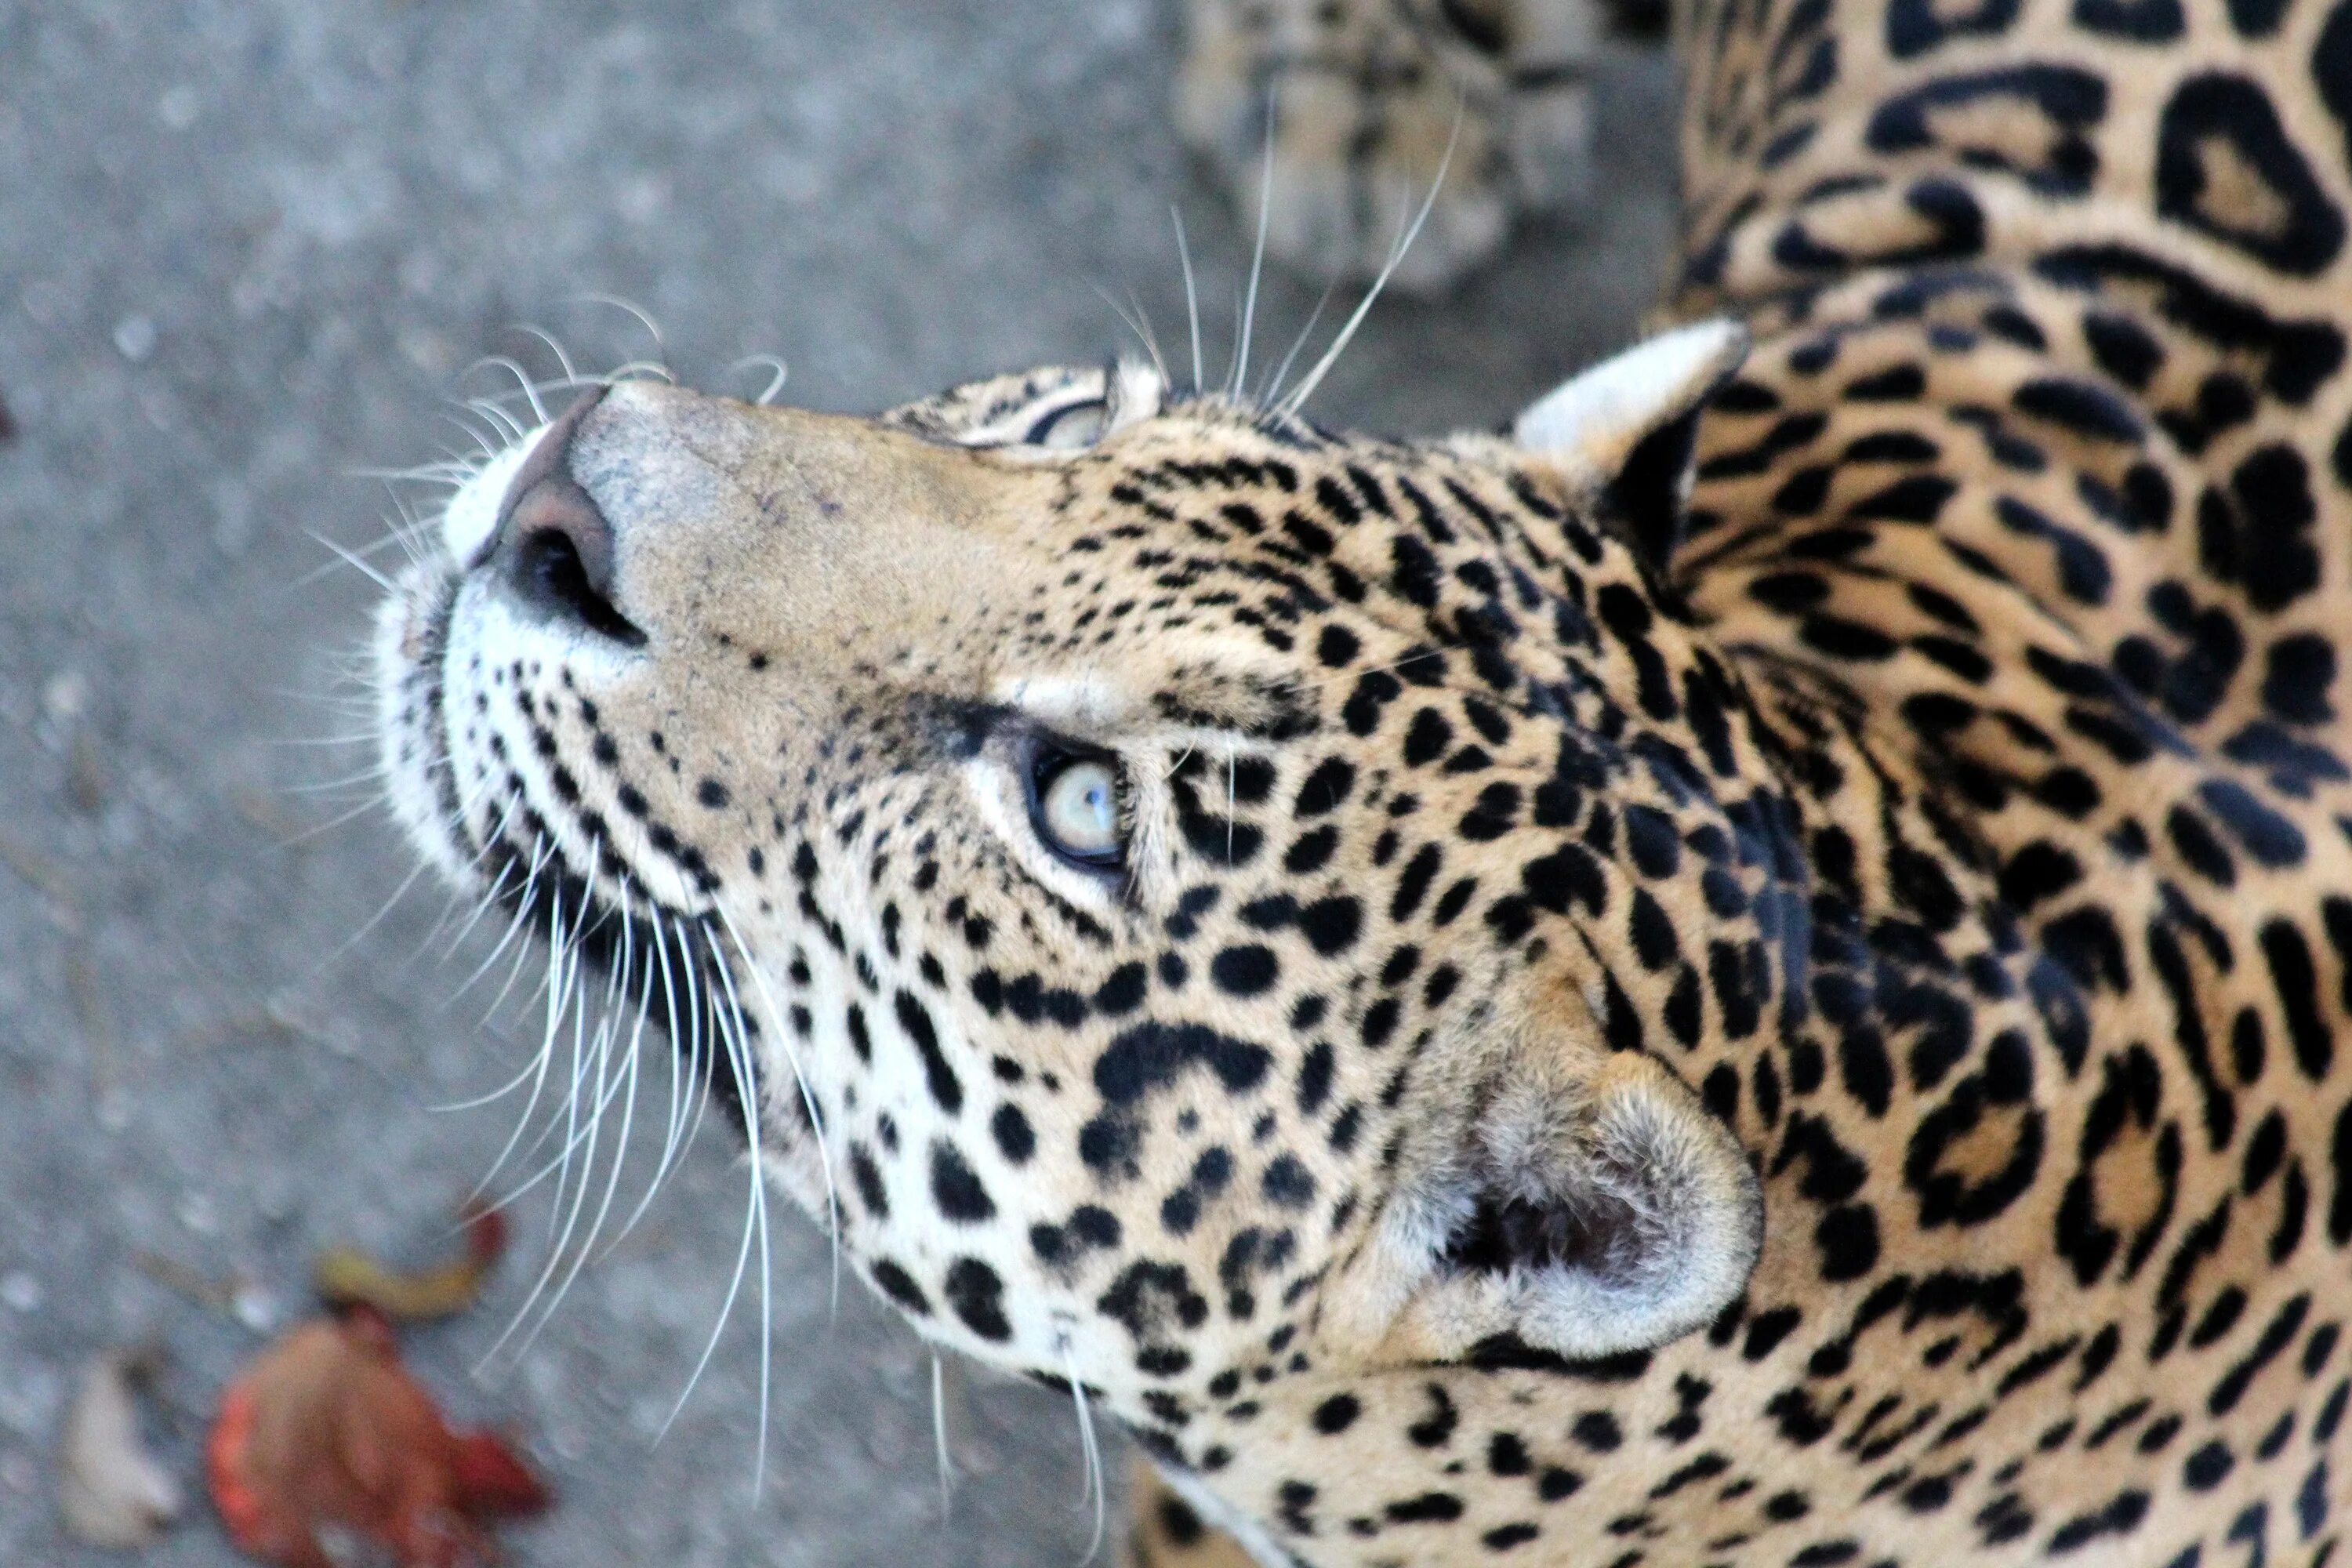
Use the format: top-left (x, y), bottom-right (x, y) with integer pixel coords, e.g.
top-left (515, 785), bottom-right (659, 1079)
top-left (58, 1348), bottom-right (183, 1547)
top-left (209, 1307), bottom-right (548, 1568)
top-left (314, 1203), bottom-right (507, 1321)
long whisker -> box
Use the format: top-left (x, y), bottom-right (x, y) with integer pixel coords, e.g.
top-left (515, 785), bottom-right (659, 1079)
top-left (474, 355), bottom-right (551, 425)
top-left (508, 887), bottom-right (652, 1357)
top-left (1172, 205), bottom-right (1204, 397)
top-left (608, 905), bottom-right (697, 1247)
top-left (1063, 1342), bottom-right (1107, 1565)
top-left (509, 324), bottom-right (581, 387)
top-left (1278, 101), bottom-right (1467, 417)
top-left (438, 410), bottom-right (500, 460)
top-left (458, 837), bottom-right (554, 1009)
top-left (303, 824), bottom-right (430, 963)
top-left (480, 894), bottom-right (550, 1025)
top-left (543, 858), bottom-right (607, 1244)
top-left (572, 293), bottom-right (670, 368)
top-left (662, 926), bottom-right (771, 1501)
top-left (432, 846), bottom-right (521, 967)
top-left (711, 903), bottom-right (842, 1313)
top-left (275, 792), bottom-right (397, 848)
top-left (449, 841), bottom-right (546, 1001)
top-left (304, 530), bottom-right (398, 593)
top-left (1122, 286), bottom-right (1171, 387)
top-left (467, 862), bottom-right (570, 1203)
top-left (1229, 94), bottom-right (1279, 401)
top-left (674, 911), bottom-right (718, 1166)
top-left (931, 1353), bottom-right (956, 1518)
top-left (728, 354), bottom-right (792, 406)
top-left (487, 939), bottom-right (627, 1362)
top-left (1093, 285), bottom-right (1169, 388)
top-left (466, 397), bottom-right (528, 444)
top-left (1261, 276), bottom-right (1340, 408)
top-left (281, 763), bottom-right (396, 797)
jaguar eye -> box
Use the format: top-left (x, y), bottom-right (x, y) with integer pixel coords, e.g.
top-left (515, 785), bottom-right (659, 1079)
top-left (1031, 750), bottom-right (1123, 867)
top-left (1026, 399), bottom-right (1107, 449)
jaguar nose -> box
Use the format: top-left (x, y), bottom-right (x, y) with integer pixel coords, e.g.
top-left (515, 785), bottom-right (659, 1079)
top-left (481, 385), bottom-right (645, 646)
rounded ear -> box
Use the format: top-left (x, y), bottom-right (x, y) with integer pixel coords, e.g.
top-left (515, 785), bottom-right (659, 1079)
top-left (1352, 1052), bottom-right (1763, 1366)
top-left (1512, 318), bottom-right (1749, 577)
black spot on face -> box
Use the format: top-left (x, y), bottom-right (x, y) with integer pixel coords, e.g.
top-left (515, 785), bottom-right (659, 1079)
top-left (931, 1141), bottom-right (996, 1221)
top-left (944, 1257), bottom-right (1011, 1340)
top-left (1297, 897), bottom-right (1363, 956)
top-left (1263, 1154), bottom-right (1316, 1209)
top-left (1211, 945), bottom-right (1280, 996)
top-left (850, 1142), bottom-right (890, 1218)
top-left (869, 1258), bottom-right (930, 1315)
top-left (991, 1102), bottom-right (1036, 1164)
top-left (1313, 1392), bottom-right (1361, 1434)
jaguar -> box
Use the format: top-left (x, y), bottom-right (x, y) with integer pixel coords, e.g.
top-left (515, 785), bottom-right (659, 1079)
top-left (373, 0), bottom-right (2352, 1560)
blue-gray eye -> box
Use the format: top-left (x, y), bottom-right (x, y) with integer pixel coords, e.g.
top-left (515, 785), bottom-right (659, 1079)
top-left (1033, 752), bottom-right (1123, 866)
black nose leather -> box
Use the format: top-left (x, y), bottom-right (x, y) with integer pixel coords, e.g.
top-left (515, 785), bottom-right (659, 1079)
top-left (482, 386), bottom-right (644, 645)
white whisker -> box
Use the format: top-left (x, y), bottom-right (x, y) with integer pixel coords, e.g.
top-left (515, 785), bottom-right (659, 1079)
top-left (572, 293), bottom-right (669, 367)
top-left (1172, 205), bottom-right (1204, 396)
top-left (289, 519), bottom-right (437, 595)
top-left (1277, 101), bottom-right (1466, 417)
top-left (1120, 286), bottom-right (1171, 387)
top-left (931, 1353), bottom-right (956, 1517)
top-left (305, 840), bottom-right (431, 973)
top-left (543, 857), bottom-right (609, 1244)
top-left (1261, 276), bottom-right (1340, 408)
top-left (1092, 285), bottom-right (1169, 388)
top-left (662, 925), bottom-right (772, 1504)
top-left (614, 907), bottom-right (699, 1243)
top-left (303, 529), bottom-right (397, 593)
top-left (456, 837), bottom-right (551, 1008)
top-left (277, 792), bottom-right (395, 848)
top-left (603, 902), bottom-right (680, 1257)
top-left (1062, 1342), bottom-right (1107, 1565)
top-left (728, 354), bottom-right (792, 406)
top-left (710, 904), bottom-right (840, 1313)
top-left (1229, 94), bottom-right (1278, 401)
top-left (605, 358), bottom-right (677, 386)
top-left (281, 764), bottom-right (394, 797)
top-left (476, 355), bottom-right (551, 425)
top-left (510, 324), bottom-right (581, 387)
top-left (467, 862), bottom-right (570, 1203)
top-left (675, 913), bottom-right (718, 1174)
top-left (437, 408), bottom-right (503, 459)
top-left (488, 960), bottom-right (624, 1363)
top-left (468, 397), bottom-right (528, 443)
top-left (433, 849), bottom-right (519, 967)
top-left (505, 884), bottom-right (649, 1358)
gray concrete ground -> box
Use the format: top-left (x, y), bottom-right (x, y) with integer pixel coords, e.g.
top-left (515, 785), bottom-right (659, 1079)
top-left (0, 3), bottom-right (1678, 1562)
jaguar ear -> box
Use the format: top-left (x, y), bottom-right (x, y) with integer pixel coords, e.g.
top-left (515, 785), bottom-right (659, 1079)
top-left (1513, 318), bottom-right (1748, 577)
top-left (1354, 1051), bottom-right (1762, 1365)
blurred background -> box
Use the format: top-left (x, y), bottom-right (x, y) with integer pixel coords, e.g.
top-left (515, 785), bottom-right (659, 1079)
top-left (0, 2), bottom-right (1678, 1563)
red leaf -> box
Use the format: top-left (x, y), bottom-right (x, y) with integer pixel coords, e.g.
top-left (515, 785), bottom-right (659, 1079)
top-left (208, 1309), bottom-right (549, 1568)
